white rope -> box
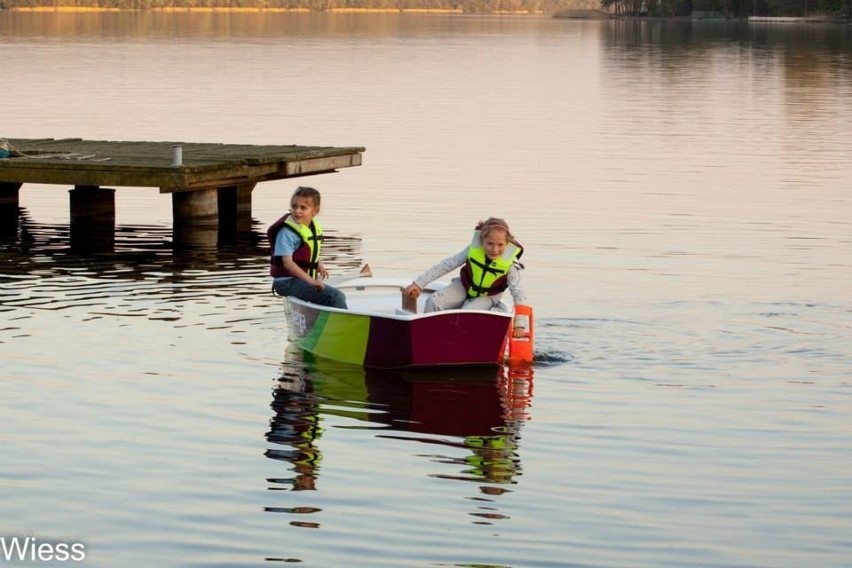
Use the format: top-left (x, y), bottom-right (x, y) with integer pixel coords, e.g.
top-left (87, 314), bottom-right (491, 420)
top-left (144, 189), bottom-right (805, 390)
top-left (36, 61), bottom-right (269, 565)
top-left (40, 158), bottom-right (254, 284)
top-left (0, 139), bottom-right (110, 161)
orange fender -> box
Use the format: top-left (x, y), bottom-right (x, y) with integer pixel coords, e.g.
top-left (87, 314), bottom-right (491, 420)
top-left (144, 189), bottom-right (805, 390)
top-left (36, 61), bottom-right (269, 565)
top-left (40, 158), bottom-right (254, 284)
top-left (507, 304), bottom-right (534, 366)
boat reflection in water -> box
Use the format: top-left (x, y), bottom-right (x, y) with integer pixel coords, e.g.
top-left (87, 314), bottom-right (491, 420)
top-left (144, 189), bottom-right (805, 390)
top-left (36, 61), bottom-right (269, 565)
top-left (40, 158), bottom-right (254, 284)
top-left (265, 348), bottom-right (535, 497)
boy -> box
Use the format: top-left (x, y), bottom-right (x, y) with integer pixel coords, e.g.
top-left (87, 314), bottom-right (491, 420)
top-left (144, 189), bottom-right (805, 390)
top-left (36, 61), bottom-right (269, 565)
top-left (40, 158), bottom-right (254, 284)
top-left (267, 186), bottom-right (347, 309)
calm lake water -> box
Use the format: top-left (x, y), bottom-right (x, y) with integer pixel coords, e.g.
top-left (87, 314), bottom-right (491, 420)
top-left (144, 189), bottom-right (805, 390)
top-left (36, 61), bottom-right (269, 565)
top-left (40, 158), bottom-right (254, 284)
top-left (2, 11), bottom-right (851, 568)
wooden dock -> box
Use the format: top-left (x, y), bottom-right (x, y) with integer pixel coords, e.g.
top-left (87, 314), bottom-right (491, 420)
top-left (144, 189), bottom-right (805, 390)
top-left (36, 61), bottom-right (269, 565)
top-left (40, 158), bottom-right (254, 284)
top-left (0, 137), bottom-right (364, 250)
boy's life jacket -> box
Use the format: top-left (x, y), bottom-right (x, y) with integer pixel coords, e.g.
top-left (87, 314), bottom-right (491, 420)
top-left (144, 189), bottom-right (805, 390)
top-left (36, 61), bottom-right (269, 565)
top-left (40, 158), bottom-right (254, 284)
top-left (267, 213), bottom-right (323, 278)
top-left (459, 228), bottom-right (523, 298)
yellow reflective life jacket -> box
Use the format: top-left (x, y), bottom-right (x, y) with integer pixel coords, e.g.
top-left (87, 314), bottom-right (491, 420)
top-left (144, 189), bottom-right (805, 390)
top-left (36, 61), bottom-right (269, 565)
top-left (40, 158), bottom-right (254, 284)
top-left (459, 229), bottom-right (523, 299)
top-left (267, 213), bottom-right (323, 278)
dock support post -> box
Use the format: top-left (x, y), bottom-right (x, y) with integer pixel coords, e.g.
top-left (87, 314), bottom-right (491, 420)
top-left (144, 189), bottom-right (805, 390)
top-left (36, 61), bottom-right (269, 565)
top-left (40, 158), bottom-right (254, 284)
top-left (172, 188), bottom-right (218, 248)
top-left (217, 182), bottom-right (256, 242)
top-left (69, 185), bottom-right (115, 253)
top-left (0, 182), bottom-right (22, 238)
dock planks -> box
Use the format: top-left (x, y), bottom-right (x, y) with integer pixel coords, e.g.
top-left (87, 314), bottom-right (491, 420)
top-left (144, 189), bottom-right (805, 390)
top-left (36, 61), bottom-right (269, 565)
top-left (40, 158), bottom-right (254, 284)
top-left (0, 138), bottom-right (364, 192)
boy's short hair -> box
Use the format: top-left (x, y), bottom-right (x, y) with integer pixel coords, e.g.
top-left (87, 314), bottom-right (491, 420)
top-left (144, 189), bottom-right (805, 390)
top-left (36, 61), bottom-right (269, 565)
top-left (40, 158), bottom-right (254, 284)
top-left (292, 186), bottom-right (321, 208)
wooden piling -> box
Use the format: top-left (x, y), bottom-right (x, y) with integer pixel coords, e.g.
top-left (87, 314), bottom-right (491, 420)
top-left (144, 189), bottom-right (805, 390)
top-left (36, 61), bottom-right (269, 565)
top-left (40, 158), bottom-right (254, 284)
top-left (69, 185), bottom-right (116, 252)
top-left (217, 182), bottom-right (256, 238)
top-left (172, 187), bottom-right (220, 248)
top-left (0, 182), bottom-right (22, 237)
top-left (0, 182), bottom-right (21, 207)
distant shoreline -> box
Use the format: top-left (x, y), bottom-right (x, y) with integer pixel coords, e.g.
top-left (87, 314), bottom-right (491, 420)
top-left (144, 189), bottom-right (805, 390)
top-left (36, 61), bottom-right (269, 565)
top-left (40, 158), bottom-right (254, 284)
top-left (552, 9), bottom-right (608, 19)
top-left (8, 6), bottom-right (846, 20)
top-left (6, 6), bottom-right (545, 14)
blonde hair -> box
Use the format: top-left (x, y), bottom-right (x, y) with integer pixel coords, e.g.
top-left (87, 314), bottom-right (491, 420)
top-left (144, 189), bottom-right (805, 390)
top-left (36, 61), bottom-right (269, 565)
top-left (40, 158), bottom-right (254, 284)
top-left (477, 217), bottom-right (516, 245)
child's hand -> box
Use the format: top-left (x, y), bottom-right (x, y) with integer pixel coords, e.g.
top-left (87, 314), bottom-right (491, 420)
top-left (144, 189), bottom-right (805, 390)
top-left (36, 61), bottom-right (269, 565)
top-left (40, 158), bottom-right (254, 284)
top-left (317, 264), bottom-right (329, 280)
top-left (403, 283), bottom-right (421, 299)
top-left (512, 326), bottom-right (526, 338)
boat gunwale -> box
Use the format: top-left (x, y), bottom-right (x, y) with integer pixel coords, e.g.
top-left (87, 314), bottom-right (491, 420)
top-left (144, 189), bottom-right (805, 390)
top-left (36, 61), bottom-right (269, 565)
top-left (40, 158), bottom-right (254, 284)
top-left (283, 276), bottom-right (514, 323)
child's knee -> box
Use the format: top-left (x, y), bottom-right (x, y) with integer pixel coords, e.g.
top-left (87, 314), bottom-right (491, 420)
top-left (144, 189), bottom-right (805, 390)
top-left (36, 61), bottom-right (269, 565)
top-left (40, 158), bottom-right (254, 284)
top-left (427, 288), bottom-right (464, 312)
top-left (425, 290), bottom-right (447, 312)
top-left (328, 287), bottom-right (347, 309)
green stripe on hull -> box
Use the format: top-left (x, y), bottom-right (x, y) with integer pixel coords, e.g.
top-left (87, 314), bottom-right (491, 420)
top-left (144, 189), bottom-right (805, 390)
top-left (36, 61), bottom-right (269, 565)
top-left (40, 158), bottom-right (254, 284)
top-left (301, 310), bottom-right (370, 366)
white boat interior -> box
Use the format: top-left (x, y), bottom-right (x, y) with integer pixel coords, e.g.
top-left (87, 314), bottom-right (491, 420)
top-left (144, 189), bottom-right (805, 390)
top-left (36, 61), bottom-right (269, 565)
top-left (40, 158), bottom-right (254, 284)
top-left (292, 276), bottom-right (513, 322)
top-left (332, 277), bottom-right (443, 319)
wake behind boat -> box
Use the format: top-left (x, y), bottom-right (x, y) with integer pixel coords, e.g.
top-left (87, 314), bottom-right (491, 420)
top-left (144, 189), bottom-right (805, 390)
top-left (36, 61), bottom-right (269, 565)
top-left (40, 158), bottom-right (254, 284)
top-left (281, 274), bottom-right (523, 369)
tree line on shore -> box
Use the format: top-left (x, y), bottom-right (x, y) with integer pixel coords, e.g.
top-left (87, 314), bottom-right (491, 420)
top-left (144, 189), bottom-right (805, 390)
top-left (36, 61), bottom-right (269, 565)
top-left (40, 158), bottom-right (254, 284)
top-left (2, 0), bottom-right (848, 20)
top-left (601, 0), bottom-right (850, 18)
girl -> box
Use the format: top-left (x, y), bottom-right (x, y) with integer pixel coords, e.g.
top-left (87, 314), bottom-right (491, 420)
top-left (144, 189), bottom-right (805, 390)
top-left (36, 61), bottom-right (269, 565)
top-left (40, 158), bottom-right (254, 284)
top-left (403, 217), bottom-right (528, 337)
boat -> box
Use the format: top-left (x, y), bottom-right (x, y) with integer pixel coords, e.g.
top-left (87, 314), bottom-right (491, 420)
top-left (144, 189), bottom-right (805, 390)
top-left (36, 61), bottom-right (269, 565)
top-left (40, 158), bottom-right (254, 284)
top-left (281, 270), bottom-right (533, 369)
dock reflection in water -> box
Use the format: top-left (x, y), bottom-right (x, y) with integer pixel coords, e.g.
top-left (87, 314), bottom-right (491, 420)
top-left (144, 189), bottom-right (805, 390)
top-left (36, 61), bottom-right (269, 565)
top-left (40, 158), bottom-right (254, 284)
top-left (0, 214), bottom-right (363, 319)
top-left (1, 208), bottom-right (363, 273)
top-left (265, 350), bottom-right (534, 524)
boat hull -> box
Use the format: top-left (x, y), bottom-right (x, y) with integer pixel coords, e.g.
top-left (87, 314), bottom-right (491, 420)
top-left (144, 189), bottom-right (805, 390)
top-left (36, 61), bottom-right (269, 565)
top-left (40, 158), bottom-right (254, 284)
top-left (283, 278), bottom-right (513, 368)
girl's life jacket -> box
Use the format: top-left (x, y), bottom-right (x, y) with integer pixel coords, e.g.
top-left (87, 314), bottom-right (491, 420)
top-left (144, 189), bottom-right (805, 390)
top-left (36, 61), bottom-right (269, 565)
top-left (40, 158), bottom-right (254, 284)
top-left (267, 214), bottom-right (323, 278)
top-left (459, 228), bottom-right (523, 299)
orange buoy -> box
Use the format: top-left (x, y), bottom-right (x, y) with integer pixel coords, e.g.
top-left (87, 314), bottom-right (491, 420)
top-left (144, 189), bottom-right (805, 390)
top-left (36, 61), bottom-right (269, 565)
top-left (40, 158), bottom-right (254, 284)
top-left (507, 304), bottom-right (534, 366)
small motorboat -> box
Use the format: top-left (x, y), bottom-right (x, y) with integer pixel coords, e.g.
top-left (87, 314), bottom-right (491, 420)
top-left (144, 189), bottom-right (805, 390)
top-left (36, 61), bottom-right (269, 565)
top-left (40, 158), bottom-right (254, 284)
top-left (281, 269), bottom-right (533, 369)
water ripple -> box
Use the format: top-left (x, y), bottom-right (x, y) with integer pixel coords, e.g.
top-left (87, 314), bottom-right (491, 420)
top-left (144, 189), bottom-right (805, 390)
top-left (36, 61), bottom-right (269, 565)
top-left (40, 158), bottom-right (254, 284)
top-left (0, 221), bottom-right (363, 324)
